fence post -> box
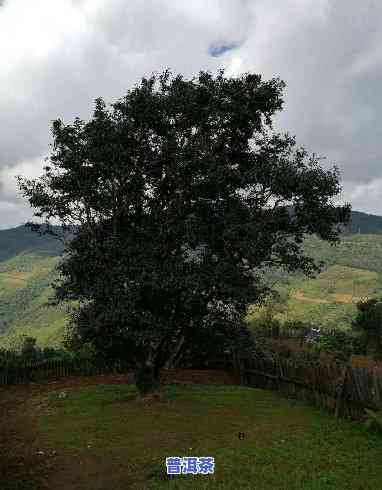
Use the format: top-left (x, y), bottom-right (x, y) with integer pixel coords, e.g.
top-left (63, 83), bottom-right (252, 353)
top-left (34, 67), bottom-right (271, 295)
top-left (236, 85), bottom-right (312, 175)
top-left (335, 364), bottom-right (348, 418)
top-left (232, 348), bottom-right (246, 386)
top-left (232, 349), bottom-right (239, 382)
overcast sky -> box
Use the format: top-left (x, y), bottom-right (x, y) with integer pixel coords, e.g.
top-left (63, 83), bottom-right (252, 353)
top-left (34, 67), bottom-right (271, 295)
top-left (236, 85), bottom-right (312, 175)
top-left (1, 0), bottom-right (382, 230)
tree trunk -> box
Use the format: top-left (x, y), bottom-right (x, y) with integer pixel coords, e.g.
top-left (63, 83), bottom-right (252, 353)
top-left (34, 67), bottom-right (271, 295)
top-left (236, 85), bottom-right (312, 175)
top-left (134, 361), bottom-right (161, 401)
top-left (134, 341), bottom-right (162, 401)
top-left (133, 330), bottom-right (187, 400)
top-left (163, 334), bottom-right (186, 370)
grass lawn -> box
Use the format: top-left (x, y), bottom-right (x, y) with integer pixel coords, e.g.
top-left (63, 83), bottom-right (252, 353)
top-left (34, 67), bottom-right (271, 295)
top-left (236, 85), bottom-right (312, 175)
top-left (3, 381), bottom-right (381, 489)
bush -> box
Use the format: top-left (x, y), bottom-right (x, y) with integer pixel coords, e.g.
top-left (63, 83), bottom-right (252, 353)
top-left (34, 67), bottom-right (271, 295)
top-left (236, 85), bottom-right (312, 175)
top-left (282, 320), bottom-right (313, 337)
top-left (352, 297), bottom-right (382, 360)
top-left (0, 341), bottom-right (77, 368)
top-left (250, 316), bottom-right (282, 337)
top-left (311, 330), bottom-right (358, 362)
top-left (41, 347), bottom-right (74, 361)
top-left (365, 408), bottom-right (382, 434)
top-left (21, 336), bottom-right (38, 359)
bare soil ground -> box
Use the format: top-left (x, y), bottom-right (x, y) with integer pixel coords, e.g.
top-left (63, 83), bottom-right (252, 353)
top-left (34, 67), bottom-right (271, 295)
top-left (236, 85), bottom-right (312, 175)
top-left (0, 370), bottom-right (239, 489)
top-left (290, 290), bottom-right (371, 304)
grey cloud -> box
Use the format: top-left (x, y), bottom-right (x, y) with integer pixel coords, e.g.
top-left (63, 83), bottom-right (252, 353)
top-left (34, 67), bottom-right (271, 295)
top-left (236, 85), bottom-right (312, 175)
top-left (2, 0), bottom-right (382, 228)
top-left (0, 0), bottom-right (242, 172)
top-left (0, 0), bottom-right (252, 227)
top-left (208, 41), bottom-right (242, 57)
top-left (245, 0), bottom-right (382, 184)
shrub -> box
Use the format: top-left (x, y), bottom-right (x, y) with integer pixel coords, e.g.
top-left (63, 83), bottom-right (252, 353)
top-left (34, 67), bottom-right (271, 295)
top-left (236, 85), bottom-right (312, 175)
top-left (21, 336), bottom-right (39, 360)
top-left (311, 330), bottom-right (356, 361)
top-left (352, 297), bottom-right (382, 360)
top-left (282, 319), bottom-right (313, 337)
top-left (365, 408), bottom-right (382, 434)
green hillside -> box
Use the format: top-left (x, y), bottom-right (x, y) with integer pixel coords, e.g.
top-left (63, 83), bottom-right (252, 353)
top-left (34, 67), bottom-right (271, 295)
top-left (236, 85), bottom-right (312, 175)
top-left (302, 233), bottom-right (382, 277)
top-left (0, 254), bottom-right (70, 349)
top-left (274, 264), bottom-right (379, 330)
top-left (0, 225), bottom-right (69, 348)
top-left (248, 234), bottom-right (382, 330)
top-left (2, 214), bottom-right (382, 348)
top-left (0, 225), bottom-right (64, 262)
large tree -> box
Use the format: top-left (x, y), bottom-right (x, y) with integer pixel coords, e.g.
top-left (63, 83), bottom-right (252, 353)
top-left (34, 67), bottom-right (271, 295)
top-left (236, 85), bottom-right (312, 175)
top-left (17, 68), bottom-right (351, 398)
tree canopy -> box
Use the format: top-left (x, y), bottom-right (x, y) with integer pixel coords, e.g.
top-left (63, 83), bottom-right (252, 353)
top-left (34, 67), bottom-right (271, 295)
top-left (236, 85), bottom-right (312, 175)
top-left (17, 68), bottom-right (351, 397)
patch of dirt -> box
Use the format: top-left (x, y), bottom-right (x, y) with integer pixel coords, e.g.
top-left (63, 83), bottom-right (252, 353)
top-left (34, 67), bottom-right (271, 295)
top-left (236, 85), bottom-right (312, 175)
top-left (38, 452), bottom-right (141, 490)
top-left (291, 290), bottom-right (371, 304)
top-left (350, 355), bottom-right (382, 368)
top-left (161, 368), bottom-right (240, 385)
top-left (0, 370), bottom-right (239, 489)
top-left (0, 389), bottom-right (50, 490)
top-left (331, 293), bottom-right (371, 303)
top-left (291, 291), bottom-right (331, 304)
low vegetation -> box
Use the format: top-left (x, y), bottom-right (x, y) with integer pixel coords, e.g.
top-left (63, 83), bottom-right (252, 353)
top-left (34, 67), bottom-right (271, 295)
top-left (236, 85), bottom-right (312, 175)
top-left (2, 382), bottom-right (382, 489)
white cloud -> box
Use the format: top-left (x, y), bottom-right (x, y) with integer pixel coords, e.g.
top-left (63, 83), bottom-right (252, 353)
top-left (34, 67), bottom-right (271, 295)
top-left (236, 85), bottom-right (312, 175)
top-left (0, 156), bottom-right (47, 228)
top-left (339, 179), bottom-right (382, 215)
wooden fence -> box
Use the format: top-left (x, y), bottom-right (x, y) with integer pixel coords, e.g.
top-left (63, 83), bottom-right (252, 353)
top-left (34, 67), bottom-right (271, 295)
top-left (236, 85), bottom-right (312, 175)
top-left (0, 356), bottom-right (233, 387)
top-left (0, 358), bottom-right (132, 386)
top-left (2, 352), bottom-right (382, 421)
top-left (239, 353), bottom-right (382, 420)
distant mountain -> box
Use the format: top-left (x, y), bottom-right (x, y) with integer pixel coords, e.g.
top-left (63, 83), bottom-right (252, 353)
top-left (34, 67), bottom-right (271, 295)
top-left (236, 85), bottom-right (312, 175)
top-left (0, 225), bottom-right (65, 262)
top-left (1, 209), bottom-right (382, 262)
top-left (340, 210), bottom-right (382, 235)
top-left (284, 207), bottom-right (382, 236)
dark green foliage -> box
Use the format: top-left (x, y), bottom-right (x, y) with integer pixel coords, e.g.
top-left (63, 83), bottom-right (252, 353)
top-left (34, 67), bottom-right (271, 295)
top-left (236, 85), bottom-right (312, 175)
top-left (176, 318), bottom-right (256, 367)
top-left (352, 297), bottom-right (382, 359)
top-left (312, 330), bottom-right (358, 361)
top-left (20, 336), bottom-right (38, 359)
top-left (0, 341), bottom-right (74, 368)
top-left (17, 68), bottom-right (350, 395)
top-left (250, 315), bottom-right (282, 338)
top-left (282, 319), bottom-right (312, 336)
top-left (364, 408), bottom-right (382, 434)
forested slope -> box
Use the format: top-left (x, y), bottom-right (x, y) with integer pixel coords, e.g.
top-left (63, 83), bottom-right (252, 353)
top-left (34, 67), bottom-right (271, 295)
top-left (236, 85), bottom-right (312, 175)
top-left (2, 212), bottom-right (382, 347)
